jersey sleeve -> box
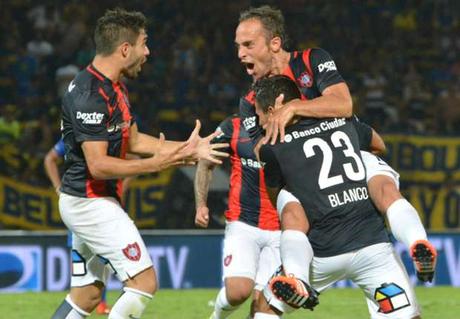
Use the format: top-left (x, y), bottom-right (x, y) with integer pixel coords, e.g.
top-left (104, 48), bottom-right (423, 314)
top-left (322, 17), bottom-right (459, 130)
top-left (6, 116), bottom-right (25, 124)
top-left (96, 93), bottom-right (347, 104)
top-left (239, 94), bottom-right (263, 143)
top-left (53, 139), bottom-right (65, 157)
top-left (71, 93), bottom-right (109, 143)
top-left (260, 145), bottom-right (285, 189)
top-left (211, 116), bottom-right (233, 154)
top-left (310, 48), bottom-right (344, 93)
top-left (350, 115), bottom-right (372, 151)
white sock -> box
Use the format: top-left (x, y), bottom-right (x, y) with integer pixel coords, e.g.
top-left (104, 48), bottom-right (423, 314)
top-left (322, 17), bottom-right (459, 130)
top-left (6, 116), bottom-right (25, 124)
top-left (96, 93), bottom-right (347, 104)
top-left (281, 230), bottom-right (313, 284)
top-left (212, 287), bottom-right (239, 319)
top-left (386, 198), bottom-right (428, 249)
top-left (254, 313), bottom-right (281, 319)
top-left (108, 287), bottom-right (152, 319)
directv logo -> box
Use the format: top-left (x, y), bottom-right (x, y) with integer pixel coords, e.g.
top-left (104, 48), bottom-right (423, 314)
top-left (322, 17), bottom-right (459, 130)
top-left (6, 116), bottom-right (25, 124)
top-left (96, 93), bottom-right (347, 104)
top-left (0, 246), bottom-right (42, 292)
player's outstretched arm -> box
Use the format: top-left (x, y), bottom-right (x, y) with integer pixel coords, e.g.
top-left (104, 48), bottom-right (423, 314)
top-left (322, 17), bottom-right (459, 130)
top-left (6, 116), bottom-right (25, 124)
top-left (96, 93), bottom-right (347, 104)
top-left (82, 134), bottom-right (196, 179)
top-left (194, 160), bottom-right (216, 228)
top-left (129, 120), bottom-right (229, 164)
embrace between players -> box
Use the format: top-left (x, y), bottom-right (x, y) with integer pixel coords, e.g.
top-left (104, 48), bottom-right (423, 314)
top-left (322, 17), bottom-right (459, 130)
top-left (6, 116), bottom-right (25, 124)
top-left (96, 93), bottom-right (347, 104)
top-left (51, 5), bottom-right (437, 319)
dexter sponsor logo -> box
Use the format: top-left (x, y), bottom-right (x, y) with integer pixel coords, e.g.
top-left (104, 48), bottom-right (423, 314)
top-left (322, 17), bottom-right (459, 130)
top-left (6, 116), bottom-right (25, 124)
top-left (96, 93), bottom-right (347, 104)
top-left (76, 111), bottom-right (104, 124)
top-left (318, 60), bottom-right (337, 73)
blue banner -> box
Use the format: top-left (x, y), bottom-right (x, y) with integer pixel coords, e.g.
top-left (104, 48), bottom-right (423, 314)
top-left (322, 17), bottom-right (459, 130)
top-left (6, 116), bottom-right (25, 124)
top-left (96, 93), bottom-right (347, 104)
top-left (0, 231), bottom-right (458, 292)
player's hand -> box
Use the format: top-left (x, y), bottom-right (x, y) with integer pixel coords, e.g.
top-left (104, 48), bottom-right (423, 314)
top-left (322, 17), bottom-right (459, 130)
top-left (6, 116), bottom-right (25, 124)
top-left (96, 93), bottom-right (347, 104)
top-left (183, 120), bottom-right (229, 164)
top-left (262, 94), bottom-right (296, 145)
top-left (148, 133), bottom-right (195, 171)
top-left (195, 206), bottom-right (210, 228)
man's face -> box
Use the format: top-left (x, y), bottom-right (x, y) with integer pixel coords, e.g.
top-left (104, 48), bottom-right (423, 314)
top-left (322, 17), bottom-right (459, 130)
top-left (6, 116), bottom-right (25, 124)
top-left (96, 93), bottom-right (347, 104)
top-left (235, 19), bottom-right (274, 80)
top-left (122, 29), bottom-right (150, 79)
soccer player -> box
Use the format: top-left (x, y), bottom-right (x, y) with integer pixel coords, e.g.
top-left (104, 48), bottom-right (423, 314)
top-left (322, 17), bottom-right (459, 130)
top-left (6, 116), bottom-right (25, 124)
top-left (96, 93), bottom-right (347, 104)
top-left (194, 115), bottom-right (280, 319)
top-left (45, 138), bottom-right (112, 315)
top-left (235, 5), bottom-right (436, 282)
top-left (254, 75), bottom-right (422, 319)
top-left (51, 8), bottom-right (228, 319)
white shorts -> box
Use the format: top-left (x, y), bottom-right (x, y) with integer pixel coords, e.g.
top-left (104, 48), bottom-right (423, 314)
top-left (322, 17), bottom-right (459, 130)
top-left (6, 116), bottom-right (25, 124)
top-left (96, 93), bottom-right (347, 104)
top-left (222, 221), bottom-right (281, 291)
top-left (361, 151), bottom-right (400, 189)
top-left (59, 193), bottom-right (153, 286)
top-left (264, 243), bottom-right (420, 318)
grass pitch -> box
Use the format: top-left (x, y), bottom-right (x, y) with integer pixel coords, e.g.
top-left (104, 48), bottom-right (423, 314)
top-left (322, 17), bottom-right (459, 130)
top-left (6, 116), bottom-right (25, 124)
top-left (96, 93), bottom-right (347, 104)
top-left (1, 287), bottom-right (459, 318)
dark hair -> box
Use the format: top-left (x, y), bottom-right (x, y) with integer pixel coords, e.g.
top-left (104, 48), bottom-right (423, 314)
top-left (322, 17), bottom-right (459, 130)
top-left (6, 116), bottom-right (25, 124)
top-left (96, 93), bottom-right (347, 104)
top-left (253, 75), bottom-right (300, 112)
top-left (94, 8), bottom-right (147, 55)
top-left (239, 5), bottom-right (287, 46)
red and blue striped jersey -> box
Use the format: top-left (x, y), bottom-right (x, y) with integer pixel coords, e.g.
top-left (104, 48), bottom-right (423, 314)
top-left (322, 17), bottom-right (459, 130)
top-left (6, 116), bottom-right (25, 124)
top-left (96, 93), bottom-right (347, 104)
top-left (213, 115), bottom-right (279, 231)
top-left (60, 65), bottom-right (133, 202)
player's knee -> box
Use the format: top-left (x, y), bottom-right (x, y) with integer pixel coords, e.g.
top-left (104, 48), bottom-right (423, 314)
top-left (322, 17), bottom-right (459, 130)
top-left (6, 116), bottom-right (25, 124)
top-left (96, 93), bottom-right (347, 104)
top-left (126, 267), bottom-right (158, 295)
top-left (225, 278), bottom-right (253, 306)
top-left (226, 286), bottom-right (252, 305)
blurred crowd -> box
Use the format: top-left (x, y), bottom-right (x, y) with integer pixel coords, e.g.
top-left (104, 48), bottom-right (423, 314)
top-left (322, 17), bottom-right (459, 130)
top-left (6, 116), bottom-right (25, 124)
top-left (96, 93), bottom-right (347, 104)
top-left (1, 0), bottom-right (460, 187)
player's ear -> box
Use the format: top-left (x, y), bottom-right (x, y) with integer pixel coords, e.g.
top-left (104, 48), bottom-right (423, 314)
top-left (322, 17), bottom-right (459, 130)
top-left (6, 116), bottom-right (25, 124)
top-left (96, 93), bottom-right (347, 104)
top-left (270, 36), bottom-right (282, 53)
top-left (268, 106), bottom-right (275, 114)
top-left (120, 42), bottom-right (131, 58)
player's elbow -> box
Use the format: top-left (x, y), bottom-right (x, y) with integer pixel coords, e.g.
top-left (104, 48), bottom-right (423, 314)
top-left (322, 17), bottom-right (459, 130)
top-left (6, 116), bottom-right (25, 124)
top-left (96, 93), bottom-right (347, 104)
top-left (86, 161), bottom-right (109, 180)
top-left (342, 96), bottom-right (353, 117)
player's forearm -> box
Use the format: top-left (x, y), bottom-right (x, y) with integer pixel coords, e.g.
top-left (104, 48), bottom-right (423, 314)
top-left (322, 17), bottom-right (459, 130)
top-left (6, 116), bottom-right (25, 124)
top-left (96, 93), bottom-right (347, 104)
top-left (44, 158), bottom-right (61, 190)
top-left (45, 161), bottom-right (61, 189)
top-left (129, 132), bottom-right (182, 156)
top-left (291, 93), bottom-right (352, 118)
top-left (87, 155), bottom-right (173, 180)
top-left (194, 160), bottom-right (214, 208)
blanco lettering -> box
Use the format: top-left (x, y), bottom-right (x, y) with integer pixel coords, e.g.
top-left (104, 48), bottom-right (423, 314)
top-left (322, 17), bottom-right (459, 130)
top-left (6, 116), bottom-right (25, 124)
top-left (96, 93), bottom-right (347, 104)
top-left (328, 186), bottom-right (369, 207)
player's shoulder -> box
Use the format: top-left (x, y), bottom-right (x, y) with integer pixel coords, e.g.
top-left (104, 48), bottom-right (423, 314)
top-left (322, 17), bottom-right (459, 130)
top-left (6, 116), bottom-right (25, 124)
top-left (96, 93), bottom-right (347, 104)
top-left (240, 88), bottom-right (255, 105)
top-left (64, 68), bottom-right (110, 108)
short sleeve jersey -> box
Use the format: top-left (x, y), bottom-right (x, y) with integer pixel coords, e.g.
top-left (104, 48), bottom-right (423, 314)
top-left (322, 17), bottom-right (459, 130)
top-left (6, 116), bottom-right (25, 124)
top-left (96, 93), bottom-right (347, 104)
top-left (260, 118), bottom-right (389, 257)
top-left (60, 65), bottom-right (133, 202)
top-left (240, 48), bottom-right (344, 142)
top-left (213, 115), bottom-right (279, 230)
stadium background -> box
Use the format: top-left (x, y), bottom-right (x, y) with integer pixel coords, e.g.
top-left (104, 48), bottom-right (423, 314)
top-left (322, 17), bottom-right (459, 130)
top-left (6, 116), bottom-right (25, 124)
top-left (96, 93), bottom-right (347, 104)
top-left (0, 0), bottom-right (459, 302)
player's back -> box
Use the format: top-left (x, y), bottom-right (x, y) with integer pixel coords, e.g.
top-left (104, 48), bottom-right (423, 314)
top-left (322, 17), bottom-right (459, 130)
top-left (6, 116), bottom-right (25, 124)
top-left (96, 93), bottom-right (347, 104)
top-left (261, 117), bottom-right (389, 257)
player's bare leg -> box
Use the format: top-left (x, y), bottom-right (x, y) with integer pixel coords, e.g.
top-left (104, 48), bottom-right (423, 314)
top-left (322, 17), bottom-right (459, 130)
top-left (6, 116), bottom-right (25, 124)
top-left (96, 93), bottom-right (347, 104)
top-left (368, 175), bottom-right (437, 282)
top-left (253, 292), bottom-right (283, 319)
top-left (51, 281), bottom-right (104, 318)
top-left (109, 266), bottom-right (157, 319)
top-left (210, 277), bottom-right (254, 319)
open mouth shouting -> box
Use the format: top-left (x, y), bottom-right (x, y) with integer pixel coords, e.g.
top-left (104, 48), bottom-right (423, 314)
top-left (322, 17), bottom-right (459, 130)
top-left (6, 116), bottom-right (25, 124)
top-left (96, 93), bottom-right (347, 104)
top-left (243, 62), bottom-right (255, 75)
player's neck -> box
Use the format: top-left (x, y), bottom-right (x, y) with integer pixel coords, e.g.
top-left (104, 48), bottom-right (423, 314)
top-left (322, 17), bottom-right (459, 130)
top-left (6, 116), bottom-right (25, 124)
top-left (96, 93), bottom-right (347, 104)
top-left (92, 55), bottom-right (123, 82)
top-left (271, 50), bottom-right (291, 75)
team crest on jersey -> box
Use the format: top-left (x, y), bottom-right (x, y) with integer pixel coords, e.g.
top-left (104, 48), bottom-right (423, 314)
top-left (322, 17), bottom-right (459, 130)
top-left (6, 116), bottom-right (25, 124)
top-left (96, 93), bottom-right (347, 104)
top-left (224, 254), bottom-right (232, 267)
top-left (297, 72), bottom-right (313, 88)
top-left (374, 283), bottom-right (410, 314)
top-left (122, 242), bottom-right (141, 261)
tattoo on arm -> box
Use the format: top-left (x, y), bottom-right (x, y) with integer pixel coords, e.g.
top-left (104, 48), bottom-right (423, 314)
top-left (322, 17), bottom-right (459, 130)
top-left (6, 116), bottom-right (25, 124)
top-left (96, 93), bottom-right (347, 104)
top-left (194, 161), bottom-right (214, 208)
